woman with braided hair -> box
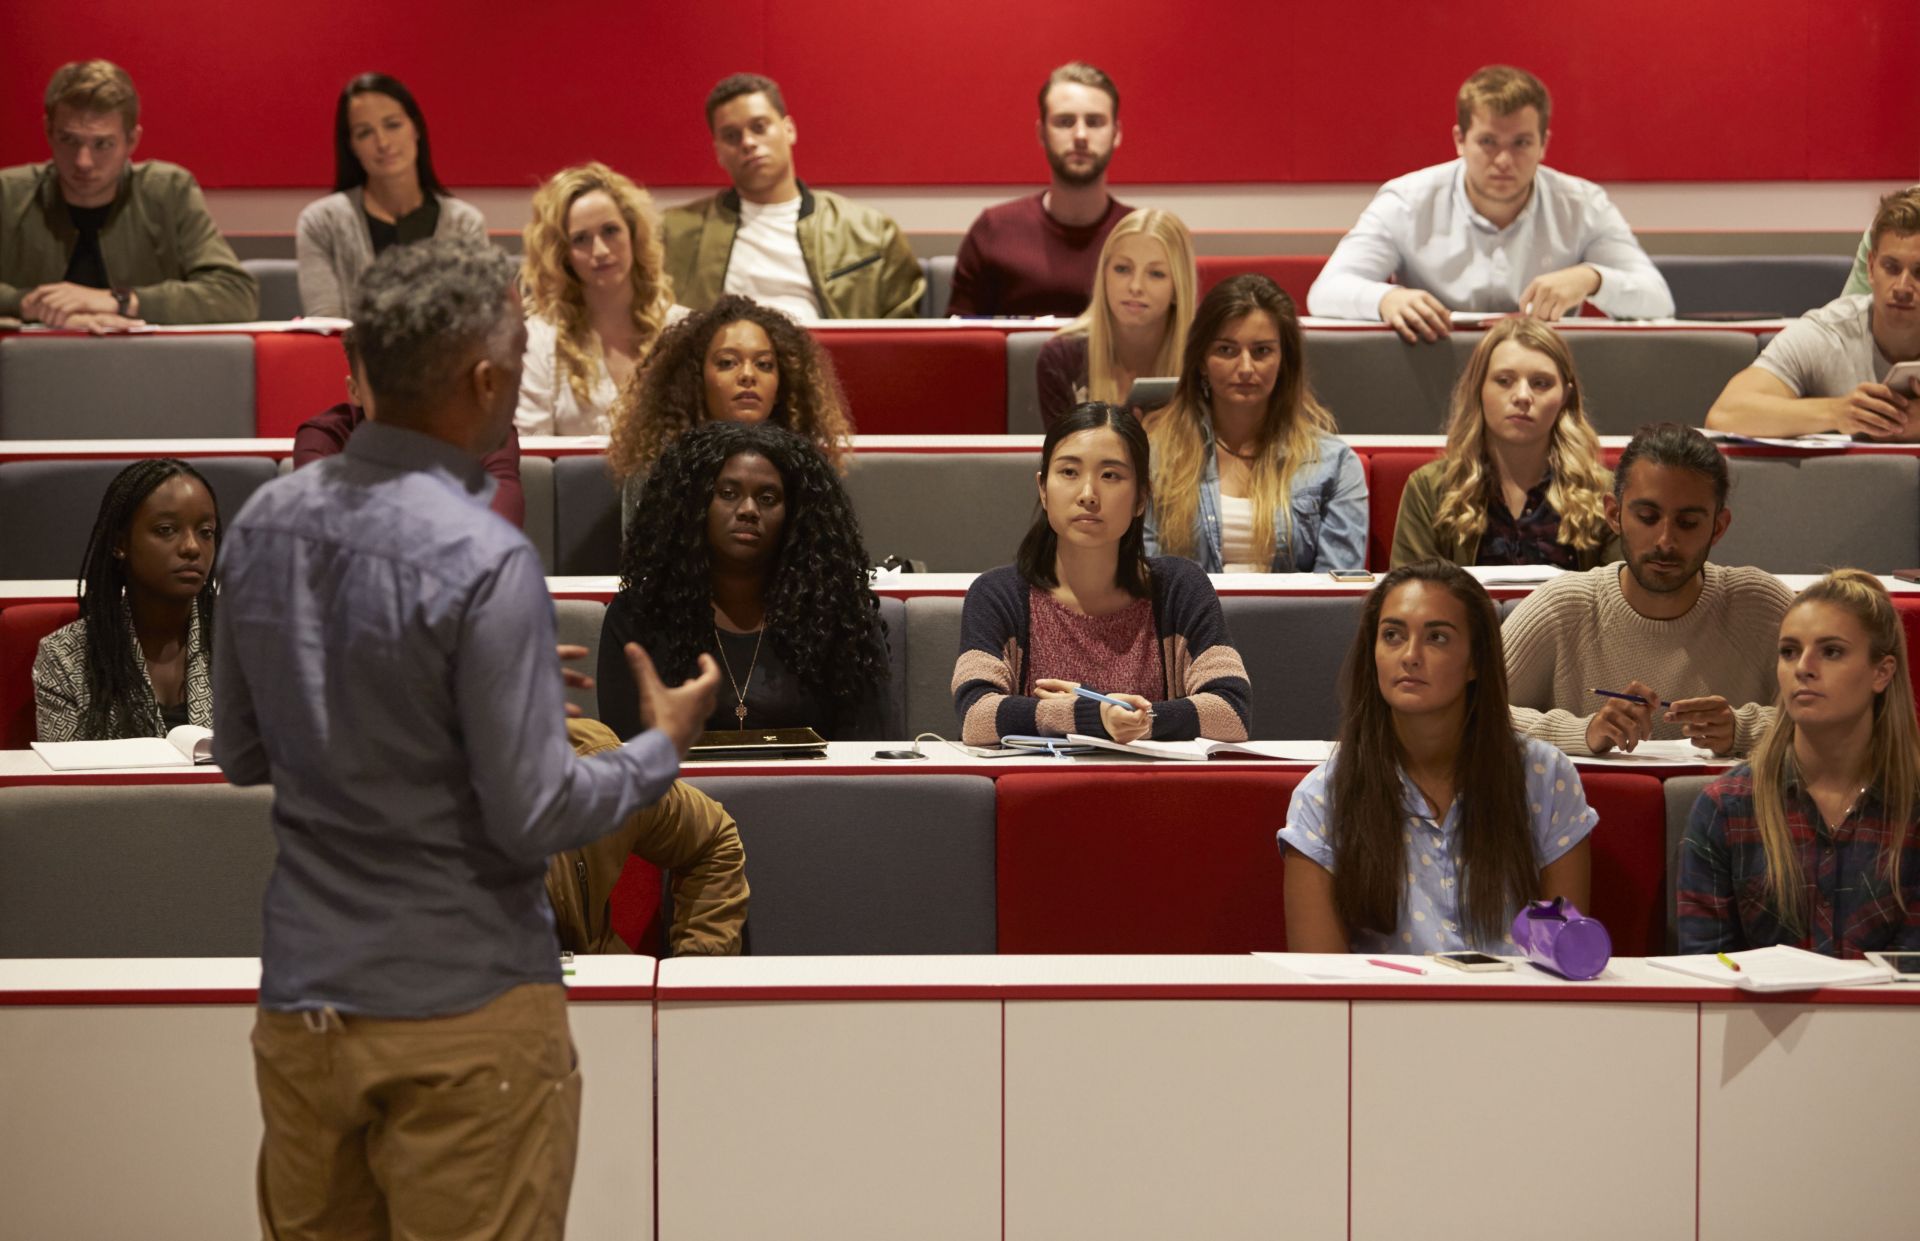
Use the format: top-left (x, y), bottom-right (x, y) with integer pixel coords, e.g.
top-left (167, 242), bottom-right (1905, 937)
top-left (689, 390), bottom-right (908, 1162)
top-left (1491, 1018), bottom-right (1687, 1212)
top-left (597, 420), bottom-right (893, 742)
top-left (35, 458), bottom-right (219, 740)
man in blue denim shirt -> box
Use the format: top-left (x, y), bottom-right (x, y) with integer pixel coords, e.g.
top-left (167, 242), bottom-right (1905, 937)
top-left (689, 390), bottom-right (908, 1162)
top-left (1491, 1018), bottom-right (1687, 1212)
top-left (215, 238), bottom-right (719, 1236)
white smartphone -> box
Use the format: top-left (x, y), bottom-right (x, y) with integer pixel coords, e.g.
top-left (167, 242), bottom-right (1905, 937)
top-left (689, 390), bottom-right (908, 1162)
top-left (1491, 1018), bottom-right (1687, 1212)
top-left (1865, 951), bottom-right (1920, 980)
top-left (1122, 377), bottom-right (1179, 413)
top-left (1884, 360), bottom-right (1920, 397)
top-left (1431, 951), bottom-right (1513, 972)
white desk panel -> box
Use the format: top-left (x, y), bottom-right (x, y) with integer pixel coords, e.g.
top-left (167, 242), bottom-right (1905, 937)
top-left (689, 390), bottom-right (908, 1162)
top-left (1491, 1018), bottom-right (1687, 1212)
top-left (1350, 1000), bottom-right (1696, 1241)
top-left (656, 998), bottom-right (1001, 1241)
top-left (0, 1003), bottom-right (260, 1240)
top-left (1004, 998), bottom-right (1346, 1240)
top-left (1699, 1003), bottom-right (1920, 1240)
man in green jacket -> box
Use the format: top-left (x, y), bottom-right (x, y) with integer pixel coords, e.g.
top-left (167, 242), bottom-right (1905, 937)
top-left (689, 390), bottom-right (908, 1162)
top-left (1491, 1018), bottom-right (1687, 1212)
top-left (0, 60), bottom-right (257, 330)
top-left (662, 73), bottom-right (925, 321)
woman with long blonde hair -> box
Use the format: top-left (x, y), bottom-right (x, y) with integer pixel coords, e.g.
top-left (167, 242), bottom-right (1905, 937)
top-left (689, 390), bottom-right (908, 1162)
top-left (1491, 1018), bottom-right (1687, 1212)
top-left (1035, 209), bottom-right (1196, 429)
top-left (1143, 274), bottom-right (1367, 572)
top-left (1391, 318), bottom-right (1618, 568)
top-left (1680, 570), bottom-right (1920, 956)
top-left (515, 162), bottom-right (683, 435)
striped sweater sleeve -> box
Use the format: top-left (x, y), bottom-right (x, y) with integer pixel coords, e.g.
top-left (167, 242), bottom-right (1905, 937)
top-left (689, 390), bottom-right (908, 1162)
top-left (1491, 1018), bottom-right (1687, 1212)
top-left (1147, 558), bottom-right (1252, 742)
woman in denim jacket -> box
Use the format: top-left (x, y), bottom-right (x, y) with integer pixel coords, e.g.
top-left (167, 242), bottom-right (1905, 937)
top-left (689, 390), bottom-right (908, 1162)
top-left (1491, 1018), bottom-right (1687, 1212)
top-left (1144, 274), bottom-right (1367, 572)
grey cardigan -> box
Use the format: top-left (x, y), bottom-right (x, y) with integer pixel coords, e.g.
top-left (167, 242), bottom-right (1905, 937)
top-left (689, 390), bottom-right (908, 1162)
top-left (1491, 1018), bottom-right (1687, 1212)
top-left (294, 187), bottom-right (487, 316)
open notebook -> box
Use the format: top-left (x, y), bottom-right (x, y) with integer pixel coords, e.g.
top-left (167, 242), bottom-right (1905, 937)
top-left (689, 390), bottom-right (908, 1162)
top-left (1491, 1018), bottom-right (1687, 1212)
top-left (1059, 735), bottom-right (1320, 762)
top-left (31, 725), bottom-right (213, 771)
top-left (1647, 945), bottom-right (1895, 992)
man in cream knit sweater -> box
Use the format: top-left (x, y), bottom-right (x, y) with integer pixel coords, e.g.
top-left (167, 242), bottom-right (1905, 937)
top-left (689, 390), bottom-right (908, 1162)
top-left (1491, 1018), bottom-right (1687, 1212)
top-left (1502, 424), bottom-right (1793, 757)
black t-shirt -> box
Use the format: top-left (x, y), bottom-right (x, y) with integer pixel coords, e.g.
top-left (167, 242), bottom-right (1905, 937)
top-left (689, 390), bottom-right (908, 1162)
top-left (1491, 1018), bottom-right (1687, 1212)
top-left (159, 698), bottom-right (192, 731)
top-left (64, 203), bottom-right (112, 289)
top-left (364, 197), bottom-right (441, 255)
top-left (596, 591), bottom-right (894, 742)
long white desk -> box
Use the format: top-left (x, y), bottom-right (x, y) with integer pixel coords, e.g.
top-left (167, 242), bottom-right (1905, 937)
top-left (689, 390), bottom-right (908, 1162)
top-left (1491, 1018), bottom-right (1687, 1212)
top-left (4, 954), bottom-right (1913, 1241)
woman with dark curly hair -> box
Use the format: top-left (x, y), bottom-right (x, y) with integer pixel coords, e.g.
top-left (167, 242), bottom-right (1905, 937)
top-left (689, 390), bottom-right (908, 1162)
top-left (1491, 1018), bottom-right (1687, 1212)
top-left (597, 420), bottom-right (893, 742)
top-left (606, 295), bottom-right (854, 520)
top-left (35, 458), bottom-right (220, 741)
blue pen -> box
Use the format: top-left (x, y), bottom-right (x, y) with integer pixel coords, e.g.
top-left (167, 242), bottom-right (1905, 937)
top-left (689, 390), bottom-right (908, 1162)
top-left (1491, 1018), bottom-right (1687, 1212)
top-left (1074, 685), bottom-right (1148, 714)
top-left (1591, 688), bottom-right (1672, 709)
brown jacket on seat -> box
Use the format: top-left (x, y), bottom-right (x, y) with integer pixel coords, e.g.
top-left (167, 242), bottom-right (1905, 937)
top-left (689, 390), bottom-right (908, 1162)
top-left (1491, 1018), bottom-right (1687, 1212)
top-left (545, 718), bottom-right (748, 955)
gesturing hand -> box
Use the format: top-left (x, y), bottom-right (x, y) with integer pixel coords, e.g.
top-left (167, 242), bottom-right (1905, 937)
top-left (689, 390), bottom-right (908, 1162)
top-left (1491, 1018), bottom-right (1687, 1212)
top-left (627, 642), bottom-right (721, 757)
top-left (556, 644), bottom-right (594, 718)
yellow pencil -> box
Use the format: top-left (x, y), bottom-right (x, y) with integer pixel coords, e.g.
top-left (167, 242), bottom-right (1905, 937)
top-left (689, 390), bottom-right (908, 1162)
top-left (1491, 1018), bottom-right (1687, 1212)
top-left (1715, 952), bottom-right (1741, 972)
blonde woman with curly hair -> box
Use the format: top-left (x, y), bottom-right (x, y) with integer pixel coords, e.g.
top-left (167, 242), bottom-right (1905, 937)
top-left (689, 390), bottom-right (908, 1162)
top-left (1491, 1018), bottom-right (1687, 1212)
top-left (1681, 570), bottom-right (1920, 956)
top-left (1391, 318), bottom-right (1618, 569)
top-left (1035, 209), bottom-right (1197, 429)
top-left (515, 162), bottom-right (685, 435)
top-left (1144, 274), bottom-right (1367, 572)
top-left (607, 295), bottom-right (855, 529)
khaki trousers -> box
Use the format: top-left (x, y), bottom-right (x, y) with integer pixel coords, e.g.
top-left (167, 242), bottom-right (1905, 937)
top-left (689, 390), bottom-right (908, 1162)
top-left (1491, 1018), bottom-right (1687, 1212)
top-left (252, 983), bottom-right (581, 1241)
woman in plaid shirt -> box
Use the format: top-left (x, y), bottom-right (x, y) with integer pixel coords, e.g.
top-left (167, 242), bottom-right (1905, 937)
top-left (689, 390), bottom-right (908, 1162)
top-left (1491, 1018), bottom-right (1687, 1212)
top-left (1679, 570), bottom-right (1920, 956)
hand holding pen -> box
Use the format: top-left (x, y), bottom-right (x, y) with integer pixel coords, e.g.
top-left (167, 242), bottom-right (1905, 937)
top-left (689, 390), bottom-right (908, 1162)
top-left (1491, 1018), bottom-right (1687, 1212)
top-left (1591, 686), bottom-right (1737, 755)
top-left (1073, 684), bottom-right (1156, 745)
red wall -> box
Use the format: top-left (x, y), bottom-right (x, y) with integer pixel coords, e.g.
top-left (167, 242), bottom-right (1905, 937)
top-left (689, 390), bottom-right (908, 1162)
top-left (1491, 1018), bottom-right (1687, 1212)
top-left (5, 0), bottom-right (1916, 189)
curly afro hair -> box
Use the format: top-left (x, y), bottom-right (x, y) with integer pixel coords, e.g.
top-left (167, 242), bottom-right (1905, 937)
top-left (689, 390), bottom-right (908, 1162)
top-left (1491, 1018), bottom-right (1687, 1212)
top-left (617, 420), bottom-right (887, 710)
top-left (606, 295), bottom-right (853, 481)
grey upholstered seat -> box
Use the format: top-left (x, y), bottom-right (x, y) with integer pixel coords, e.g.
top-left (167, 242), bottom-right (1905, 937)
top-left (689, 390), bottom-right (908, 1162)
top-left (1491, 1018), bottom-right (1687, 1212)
top-left (920, 254), bottom-right (956, 318)
top-left (1303, 332), bottom-right (1472, 435)
top-left (1652, 255), bottom-right (1855, 320)
top-left (0, 456), bottom-right (279, 579)
top-left (551, 454), bottom-right (624, 575)
top-left (0, 335), bottom-right (257, 439)
top-left (243, 258), bottom-right (304, 320)
top-left (554, 598), bottom-right (608, 719)
top-left (1005, 331), bottom-right (1051, 433)
top-left (1662, 774), bottom-right (1716, 953)
top-left (0, 784), bottom-right (277, 957)
top-left (1714, 455), bottom-right (1920, 573)
top-left (680, 775), bottom-right (998, 953)
top-left (518, 455), bottom-right (556, 572)
top-left (1563, 331), bottom-right (1760, 434)
top-left (1220, 595), bottom-right (1364, 740)
top-left (904, 595), bottom-right (965, 738)
top-left (844, 452), bottom-right (1037, 571)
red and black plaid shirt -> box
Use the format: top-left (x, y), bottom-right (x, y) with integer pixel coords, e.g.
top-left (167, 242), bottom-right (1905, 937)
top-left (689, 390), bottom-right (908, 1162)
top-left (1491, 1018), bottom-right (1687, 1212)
top-left (1679, 766), bottom-right (1920, 957)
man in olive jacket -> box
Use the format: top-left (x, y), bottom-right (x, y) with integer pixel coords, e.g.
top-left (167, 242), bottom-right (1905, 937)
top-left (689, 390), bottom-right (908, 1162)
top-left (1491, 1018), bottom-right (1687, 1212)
top-left (662, 73), bottom-right (924, 321)
top-left (1, 60), bottom-right (256, 329)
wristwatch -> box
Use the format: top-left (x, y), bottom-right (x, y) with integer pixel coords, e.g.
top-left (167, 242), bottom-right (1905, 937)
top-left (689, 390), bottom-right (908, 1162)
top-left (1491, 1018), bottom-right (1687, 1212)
top-left (112, 286), bottom-right (132, 317)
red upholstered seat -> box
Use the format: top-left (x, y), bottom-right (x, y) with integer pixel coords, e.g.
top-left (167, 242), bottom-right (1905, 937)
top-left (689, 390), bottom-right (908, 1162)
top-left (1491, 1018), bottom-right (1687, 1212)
top-left (1898, 598), bottom-right (1920, 711)
top-left (995, 770), bottom-right (1299, 954)
top-left (254, 333), bottom-right (350, 437)
top-left (608, 855), bottom-right (665, 956)
top-left (811, 329), bottom-right (1006, 435)
top-left (1364, 449), bottom-right (1443, 570)
top-left (1196, 255), bottom-right (1327, 308)
top-left (1, 602), bottom-right (81, 748)
top-left (1576, 772), bottom-right (1668, 957)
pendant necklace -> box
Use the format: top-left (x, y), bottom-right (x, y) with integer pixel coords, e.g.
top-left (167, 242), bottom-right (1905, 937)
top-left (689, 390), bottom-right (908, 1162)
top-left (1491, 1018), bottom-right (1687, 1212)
top-left (714, 625), bottom-right (766, 730)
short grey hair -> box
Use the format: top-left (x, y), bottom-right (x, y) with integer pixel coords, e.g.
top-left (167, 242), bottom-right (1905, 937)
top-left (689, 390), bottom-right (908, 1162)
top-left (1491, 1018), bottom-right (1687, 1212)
top-left (350, 238), bottom-right (520, 417)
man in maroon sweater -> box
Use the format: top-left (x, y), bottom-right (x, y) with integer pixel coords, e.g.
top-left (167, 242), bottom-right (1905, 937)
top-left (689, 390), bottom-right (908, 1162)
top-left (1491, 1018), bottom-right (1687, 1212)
top-left (293, 328), bottom-right (526, 526)
top-left (946, 62), bottom-right (1132, 319)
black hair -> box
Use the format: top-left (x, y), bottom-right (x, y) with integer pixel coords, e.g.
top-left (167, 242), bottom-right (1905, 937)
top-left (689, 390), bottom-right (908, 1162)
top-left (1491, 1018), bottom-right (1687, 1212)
top-left (705, 73), bottom-right (787, 129)
top-left (617, 421), bottom-right (887, 708)
top-left (332, 72), bottom-right (448, 196)
top-left (1612, 422), bottom-right (1729, 508)
top-left (75, 459), bottom-right (220, 738)
top-left (1015, 401), bottom-right (1153, 598)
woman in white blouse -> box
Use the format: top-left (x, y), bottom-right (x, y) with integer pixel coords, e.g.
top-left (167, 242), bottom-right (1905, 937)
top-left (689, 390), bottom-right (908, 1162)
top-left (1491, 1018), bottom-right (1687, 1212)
top-left (516, 163), bottom-right (686, 435)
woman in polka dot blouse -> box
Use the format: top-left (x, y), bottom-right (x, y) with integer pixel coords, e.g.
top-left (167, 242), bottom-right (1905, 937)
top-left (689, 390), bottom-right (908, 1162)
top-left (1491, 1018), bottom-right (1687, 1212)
top-left (1279, 559), bottom-right (1596, 954)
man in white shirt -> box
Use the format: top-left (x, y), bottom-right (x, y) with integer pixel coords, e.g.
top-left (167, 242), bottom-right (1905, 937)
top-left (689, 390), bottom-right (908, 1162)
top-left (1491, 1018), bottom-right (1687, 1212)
top-left (1706, 188), bottom-right (1920, 441)
top-left (661, 74), bottom-right (924, 321)
top-left (1306, 65), bottom-right (1673, 343)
